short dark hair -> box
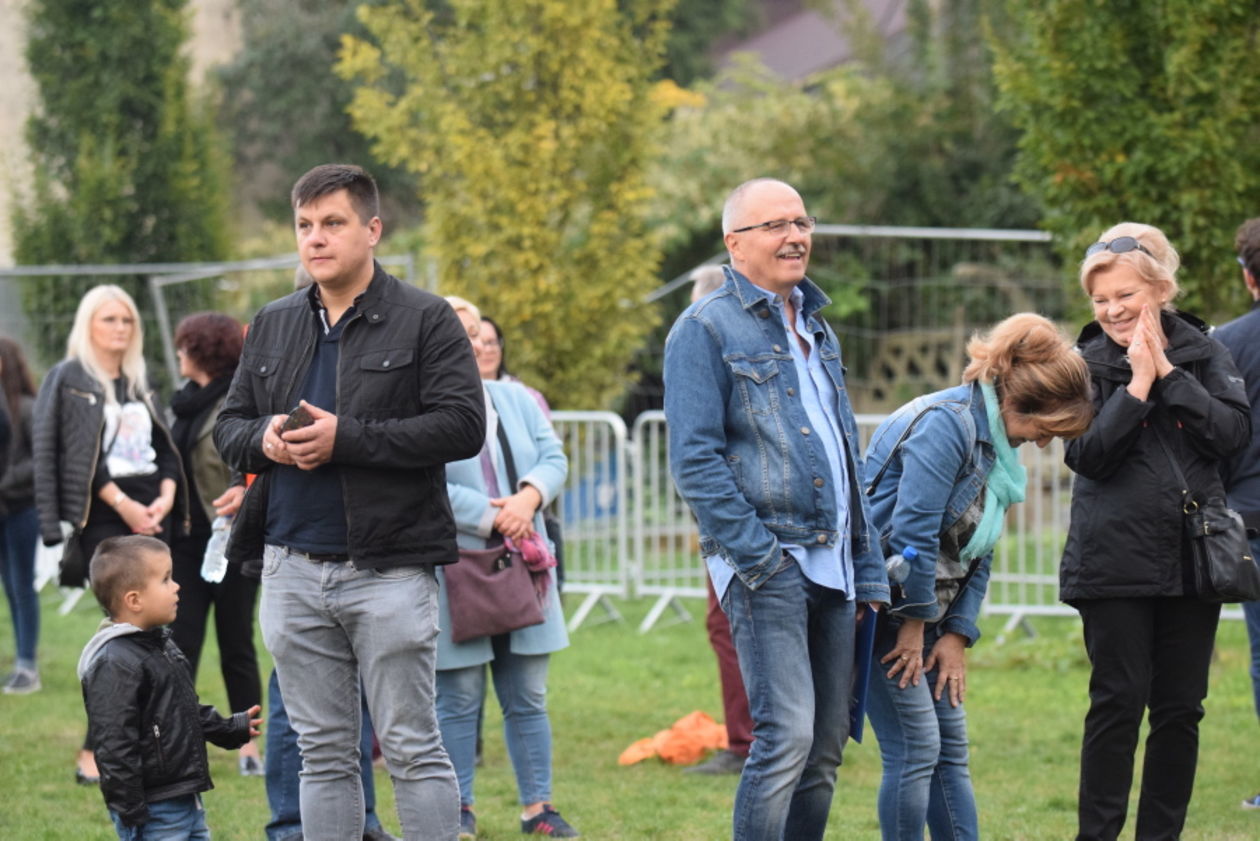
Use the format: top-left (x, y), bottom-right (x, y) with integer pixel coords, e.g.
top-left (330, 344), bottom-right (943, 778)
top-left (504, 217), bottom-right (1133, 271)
top-left (291, 164), bottom-right (380, 224)
top-left (1236, 217), bottom-right (1260, 279)
top-left (175, 312), bottom-right (244, 381)
top-left (89, 535), bottom-right (169, 618)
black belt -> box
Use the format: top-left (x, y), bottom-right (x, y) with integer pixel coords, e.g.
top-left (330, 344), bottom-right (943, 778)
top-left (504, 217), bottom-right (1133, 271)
top-left (286, 547), bottom-right (350, 563)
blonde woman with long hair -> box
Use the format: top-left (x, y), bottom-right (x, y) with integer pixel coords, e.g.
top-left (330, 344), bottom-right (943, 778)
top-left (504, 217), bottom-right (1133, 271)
top-left (33, 284), bottom-right (186, 785)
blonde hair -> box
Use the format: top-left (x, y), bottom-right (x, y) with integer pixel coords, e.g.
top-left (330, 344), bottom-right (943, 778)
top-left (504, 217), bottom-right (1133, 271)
top-left (444, 295), bottom-right (481, 322)
top-left (689, 265), bottom-right (725, 302)
top-left (1079, 222), bottom-right (1181, 309)
top-left (65, 285), bottom-right (147, 405)
top-left (963, 313), bottom-right (1093, 440)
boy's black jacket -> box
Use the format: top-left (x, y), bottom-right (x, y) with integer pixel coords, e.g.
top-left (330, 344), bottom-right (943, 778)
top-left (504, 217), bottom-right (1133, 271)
top-left (80, 625), bottom-right (251, 827)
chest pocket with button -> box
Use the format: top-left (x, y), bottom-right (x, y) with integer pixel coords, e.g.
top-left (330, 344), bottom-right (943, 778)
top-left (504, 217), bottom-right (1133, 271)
top-left (355, 348), bottom-right (417, 416)
top-left (727, 356), bottom-right (786, 417)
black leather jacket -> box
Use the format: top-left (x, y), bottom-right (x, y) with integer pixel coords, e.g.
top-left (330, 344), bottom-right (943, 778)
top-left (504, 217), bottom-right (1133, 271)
top-left (1061, 311), bottom-right (1250, 601)
top-left (79, 625), bottom-right (251, 827)
top-left (214, 263), bottom-right (485, 570)
top-left (32, 359), bottom-right (187, 546)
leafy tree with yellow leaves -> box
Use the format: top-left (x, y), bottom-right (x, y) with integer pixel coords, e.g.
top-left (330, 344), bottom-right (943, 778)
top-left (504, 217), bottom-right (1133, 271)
top-left (337, 0), bottom-right (674, 409)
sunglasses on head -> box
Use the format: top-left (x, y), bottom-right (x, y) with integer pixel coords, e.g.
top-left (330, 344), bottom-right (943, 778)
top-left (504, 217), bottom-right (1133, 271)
top-left (1085, 236), bottom-right (1154, 259)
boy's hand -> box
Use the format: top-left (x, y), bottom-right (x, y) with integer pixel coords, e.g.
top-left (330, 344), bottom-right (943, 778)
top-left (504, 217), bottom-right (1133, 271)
top-left (244, 704), bottom-right (263, 737)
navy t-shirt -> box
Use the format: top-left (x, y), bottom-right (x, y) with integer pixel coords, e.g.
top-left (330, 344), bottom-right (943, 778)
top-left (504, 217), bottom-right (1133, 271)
top-left (264, 304), bottom-right (354, 554)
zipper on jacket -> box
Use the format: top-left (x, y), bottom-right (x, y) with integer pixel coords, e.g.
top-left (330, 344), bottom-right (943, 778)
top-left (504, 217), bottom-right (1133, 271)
top-left (145, 388), bottom-right (192, 536)
top-left (334, 308), bottom-right (365, 561)
top-left (77, 401), bottom-right (108, 530)
top-left (152, 723), bottom-right (166, 772)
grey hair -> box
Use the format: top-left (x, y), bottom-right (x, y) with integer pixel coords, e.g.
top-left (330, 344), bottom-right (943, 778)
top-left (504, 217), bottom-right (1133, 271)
top-left (721, 177), bottom-right (795, 235)
top-left (689, 265), bottom-right (726, 302)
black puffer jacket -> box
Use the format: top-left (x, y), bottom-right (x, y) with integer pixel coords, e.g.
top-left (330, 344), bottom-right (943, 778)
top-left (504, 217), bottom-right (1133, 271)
top-left (1060, 311), bottom-right (1250, 602)
top-left (214, 263), bottom-right (485, 569)
top-left (32, 359), bottom-right (186, 546)
top-left (79, 625), bottom-right (251, 827)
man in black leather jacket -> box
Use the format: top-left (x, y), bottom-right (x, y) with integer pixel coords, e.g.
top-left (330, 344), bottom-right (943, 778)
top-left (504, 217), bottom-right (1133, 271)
top-left (214, 164), bottom-right (484, 841)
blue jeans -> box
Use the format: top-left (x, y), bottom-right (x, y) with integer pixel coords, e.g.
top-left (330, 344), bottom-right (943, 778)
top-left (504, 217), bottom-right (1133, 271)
top-left (110, 794), bottom-right (208, 840)
top-left (436, 635), bottom-right (553, 807)
top-left (721, 557), bottom-right (857, 841)
top-left (265, 669), bottom-right (387, 841)
top-left (259, 546), bottom-right (458, 841)
top-left (1244, 538), bottom-right (1260, 721)
top-left (866, 618), bottom-right (977, 841)
top-left (0, 506), bottom-right (40, 665)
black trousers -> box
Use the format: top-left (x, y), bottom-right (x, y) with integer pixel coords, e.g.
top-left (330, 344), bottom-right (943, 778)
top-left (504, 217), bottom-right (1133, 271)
top-left (1075, 597), bottom-right (1220, 841)
top-left (169, 532), bottom-right (262, 714)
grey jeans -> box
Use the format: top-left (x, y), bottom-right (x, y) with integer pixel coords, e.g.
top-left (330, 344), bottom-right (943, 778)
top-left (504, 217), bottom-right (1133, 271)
top-left (260, 545), bottom-right (459, 841)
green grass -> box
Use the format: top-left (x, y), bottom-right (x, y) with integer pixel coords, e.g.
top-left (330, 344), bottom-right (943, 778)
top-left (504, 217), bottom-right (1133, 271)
top-left (1, 587), bottom-right (1258, 840)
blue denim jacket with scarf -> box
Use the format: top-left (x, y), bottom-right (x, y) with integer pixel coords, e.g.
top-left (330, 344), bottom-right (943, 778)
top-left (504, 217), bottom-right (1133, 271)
top-left (862, 382), bottom-right (995, 644)
top-left (664, 267), bottom-right (888, 601)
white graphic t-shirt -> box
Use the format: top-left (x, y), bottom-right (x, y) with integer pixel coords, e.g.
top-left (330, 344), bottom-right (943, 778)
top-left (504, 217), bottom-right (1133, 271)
top-left (103, 399), bottom-right (158, 478)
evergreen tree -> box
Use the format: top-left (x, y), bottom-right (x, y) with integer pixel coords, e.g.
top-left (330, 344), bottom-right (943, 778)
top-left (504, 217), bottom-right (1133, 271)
top-left (15, 0), bottom-right (230, 364)
top-left (989, 0), bottom-right (1260, 319)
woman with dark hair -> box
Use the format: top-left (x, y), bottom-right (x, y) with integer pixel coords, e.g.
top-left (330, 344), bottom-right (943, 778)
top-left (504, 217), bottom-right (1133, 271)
top-left (168, 311), bottom-right (263, 775)
top-left (0, 336), bottom-right (41, 694)
top-left (478, 316), bottom-right (550, 416)
top-left (33, 284), bottom-right (186, 784)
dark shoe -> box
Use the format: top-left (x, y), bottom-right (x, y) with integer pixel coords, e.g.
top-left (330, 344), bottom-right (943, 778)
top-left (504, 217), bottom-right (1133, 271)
top-left (684, 749), bottom-right (747, 775)
top-left (363, 827), bottom-right (401, 841)
top-left (74, 767), bottom-right (99, 786)
top-left (3, 669), bottom-right (41, 695)
top-left (459, 806), bottom-right (477, 840)
top-left (1243, 792), bottom-right (1260, 811)
top-left (521, 804), bottom-right (579, 837)
top-left (238, 754), bottom-right (264, 776)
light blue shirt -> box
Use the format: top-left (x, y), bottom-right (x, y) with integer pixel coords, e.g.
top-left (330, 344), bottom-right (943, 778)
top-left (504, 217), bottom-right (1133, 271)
top-left (707, 284), bottom-right (855, 600)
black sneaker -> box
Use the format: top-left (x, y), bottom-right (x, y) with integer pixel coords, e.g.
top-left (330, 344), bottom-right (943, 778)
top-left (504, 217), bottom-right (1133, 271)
top-left (1243, 792), bottom-right (1260, 811)
top-left (459, 806), bottom-right (477, 840)
top-left (521, 804), bottom-right (579, 837)
top-left (3, 668), bottom-right (41, 695)
top-left (684, 749), bottom-right (746, 776)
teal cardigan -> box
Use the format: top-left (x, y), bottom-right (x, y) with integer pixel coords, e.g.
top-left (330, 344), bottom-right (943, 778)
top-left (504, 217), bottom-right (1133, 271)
top-left (435, 380), bottom-right (569, 670)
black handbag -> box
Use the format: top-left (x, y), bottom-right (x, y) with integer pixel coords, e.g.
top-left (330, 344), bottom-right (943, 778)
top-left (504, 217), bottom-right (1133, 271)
top-left (443, 403), bottom-right (548, 642)
top-left (58, 528), bottom-right (88, 588)
top-left (1153, 425), bottom-right (1260, 603)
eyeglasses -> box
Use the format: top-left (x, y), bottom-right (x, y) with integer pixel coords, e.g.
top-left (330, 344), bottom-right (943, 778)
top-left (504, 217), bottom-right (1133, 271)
top-left (731, 216), bottom-right (817, 235)
top-left (1084, 236), bottom-right (1154, 259)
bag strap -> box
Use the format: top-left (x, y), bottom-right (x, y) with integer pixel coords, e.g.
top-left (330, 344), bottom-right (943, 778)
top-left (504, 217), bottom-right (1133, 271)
top-left (492, 398), bottom-right (520, 491)
top-left (1150, 421), bottom-right (1198, 514)
top-left (864, 404), bottom-right (936, 496)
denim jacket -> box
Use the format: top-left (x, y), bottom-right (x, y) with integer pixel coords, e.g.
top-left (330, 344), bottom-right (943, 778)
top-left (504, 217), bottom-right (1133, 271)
top-left (862, 382), bottom-right (995, 644)
top-left (663, 267), bottom-right (889, 601)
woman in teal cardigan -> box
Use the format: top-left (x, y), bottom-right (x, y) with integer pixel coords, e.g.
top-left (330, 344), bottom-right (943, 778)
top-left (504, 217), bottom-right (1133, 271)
top-left (437, 297), bottom-right (577, 839)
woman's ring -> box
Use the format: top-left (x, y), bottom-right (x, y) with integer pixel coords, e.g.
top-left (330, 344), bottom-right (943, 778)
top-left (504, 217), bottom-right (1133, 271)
top-left (900, 655), bottom-right (909, 662)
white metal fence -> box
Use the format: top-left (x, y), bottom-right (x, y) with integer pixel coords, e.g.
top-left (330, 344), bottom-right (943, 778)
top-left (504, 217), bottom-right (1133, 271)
top-left (556, 410), bottom-right (1245, 632)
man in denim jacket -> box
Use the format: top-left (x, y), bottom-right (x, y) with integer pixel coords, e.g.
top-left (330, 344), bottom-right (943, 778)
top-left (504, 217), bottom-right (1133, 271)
top-left (664, 178), bottom-right (890, 841)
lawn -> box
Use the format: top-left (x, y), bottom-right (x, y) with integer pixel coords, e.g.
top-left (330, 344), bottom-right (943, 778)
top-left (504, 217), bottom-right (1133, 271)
top-left (0, 586), bottom-right (1257, 840)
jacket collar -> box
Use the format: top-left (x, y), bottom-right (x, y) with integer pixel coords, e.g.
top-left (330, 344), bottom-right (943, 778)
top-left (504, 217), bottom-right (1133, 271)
top-left (722, 265), bottom-right (832, 320)
top-left (1076, 309), bottom-right (1214, 377)
top-left (304, 261), bottom-right (392, 328)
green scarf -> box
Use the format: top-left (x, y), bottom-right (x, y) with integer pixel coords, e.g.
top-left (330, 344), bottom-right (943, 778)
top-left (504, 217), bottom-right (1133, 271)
top-left (959, 380), bottom-right (1027, 563)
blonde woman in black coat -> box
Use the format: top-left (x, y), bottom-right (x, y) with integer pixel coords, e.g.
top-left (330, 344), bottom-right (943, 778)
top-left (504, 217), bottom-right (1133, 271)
top-left (1061, 223), bottom-right (1250, 841)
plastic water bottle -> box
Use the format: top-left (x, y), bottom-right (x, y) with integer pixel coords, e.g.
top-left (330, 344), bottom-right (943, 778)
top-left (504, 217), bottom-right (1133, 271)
top-left (885, 545), bottom-right (919, 585)
top-left (201, 516), bottom-right (232, 583)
